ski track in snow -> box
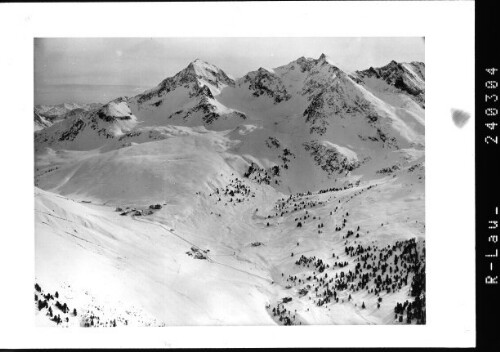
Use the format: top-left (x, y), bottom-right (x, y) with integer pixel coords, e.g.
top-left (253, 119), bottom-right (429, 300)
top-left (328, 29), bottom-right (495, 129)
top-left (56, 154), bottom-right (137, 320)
top-left (134, 216), bottom-right (273, 283)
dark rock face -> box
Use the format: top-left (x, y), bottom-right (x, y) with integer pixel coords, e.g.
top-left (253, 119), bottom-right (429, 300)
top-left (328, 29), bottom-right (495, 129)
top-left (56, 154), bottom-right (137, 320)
top-left (58, 118), bottom-right (85, 142)
top-left (242, 68), bottom-right (291, 104)
top-left (303, 93), bottom-right (328, 135)
top-left (302, 74), bottom-right (372, 136)
top-left (356, 61), bottom-right (425, 107)
top-left (96, 110), bottom-right (131, 122)
top-left (193, 96), bottom-right (220, 124)
top-left (190, 84), bottom-right (215, 99)
top-left (303, 141), bottom-right (361, 176)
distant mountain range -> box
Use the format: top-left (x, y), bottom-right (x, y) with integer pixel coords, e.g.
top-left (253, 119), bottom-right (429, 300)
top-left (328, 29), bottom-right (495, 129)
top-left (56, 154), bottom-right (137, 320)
top-left (35, 54), bottom-right (424, 192)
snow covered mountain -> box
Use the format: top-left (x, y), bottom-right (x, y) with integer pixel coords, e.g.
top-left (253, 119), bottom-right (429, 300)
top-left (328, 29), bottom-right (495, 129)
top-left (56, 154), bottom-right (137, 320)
top-left (35, 54), bottom-right (425, 327)
top-left (35, 97), bottom-right (139, 151)
top-left (34, 102), bottom-right (102, 131)
top-left (129, 59), bottom-right (246, 127)
top-left (353, 60), bottom-right (425, 108)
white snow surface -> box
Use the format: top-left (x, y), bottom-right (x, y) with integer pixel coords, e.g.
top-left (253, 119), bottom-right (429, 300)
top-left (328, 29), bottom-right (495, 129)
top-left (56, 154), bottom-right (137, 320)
top-left (35, 55), bottom-right (425, 326)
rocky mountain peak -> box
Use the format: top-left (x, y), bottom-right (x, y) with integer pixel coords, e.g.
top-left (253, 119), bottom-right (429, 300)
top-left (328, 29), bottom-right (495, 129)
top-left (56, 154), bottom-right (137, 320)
top-left (135, 59), bottom-right (235, 105)
top-left (182, 59), bottom-right (235, 88)
top-left (355, 60), bottom-right (425, 107)
top-left (316, 53), bottom-right (340, 69)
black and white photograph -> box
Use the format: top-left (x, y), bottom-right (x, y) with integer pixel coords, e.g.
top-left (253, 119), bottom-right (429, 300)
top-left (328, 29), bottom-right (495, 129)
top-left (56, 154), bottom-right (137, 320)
top-left (0, 1), bottom-right (476, 349)
top-left (34, 37), bottom-right (426, 327)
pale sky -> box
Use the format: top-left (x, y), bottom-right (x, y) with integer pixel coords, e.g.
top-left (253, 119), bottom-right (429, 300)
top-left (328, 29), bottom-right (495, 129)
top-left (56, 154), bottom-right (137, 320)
top-left (35, 37), bottom-right (424, 88)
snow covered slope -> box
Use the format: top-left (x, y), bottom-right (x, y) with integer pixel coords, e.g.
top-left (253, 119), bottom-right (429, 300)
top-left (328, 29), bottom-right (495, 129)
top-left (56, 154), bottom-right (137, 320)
top-left (35, 55), bottom-right (425, 326)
